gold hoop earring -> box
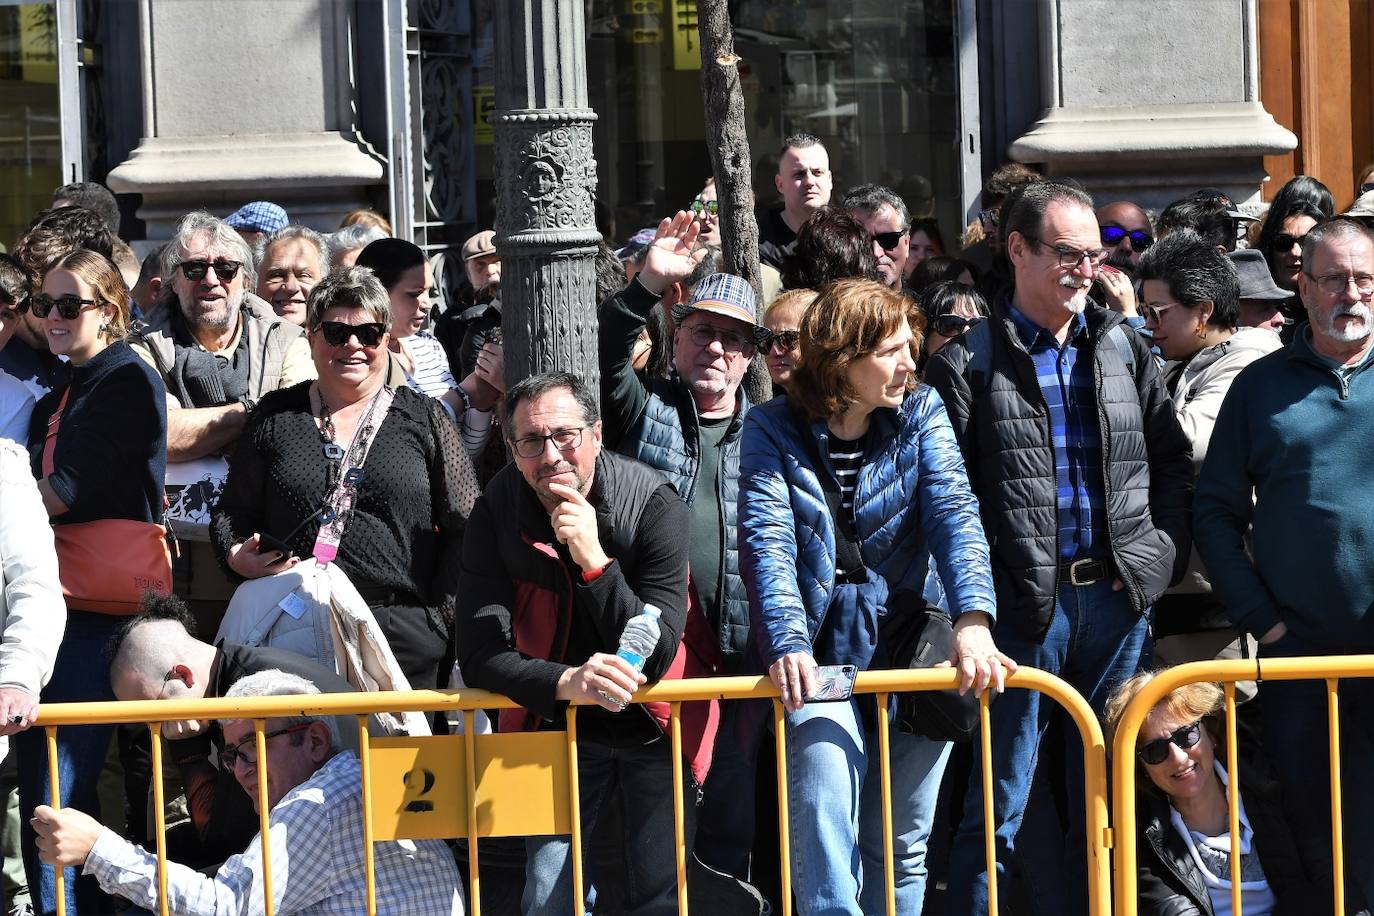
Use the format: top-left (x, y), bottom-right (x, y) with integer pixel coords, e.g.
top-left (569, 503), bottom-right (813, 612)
top-left (1195, 323), bottom-right (1207, 340)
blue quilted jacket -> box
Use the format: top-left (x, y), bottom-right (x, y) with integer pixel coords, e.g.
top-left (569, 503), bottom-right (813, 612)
top-left (739, 386), bottom-right (997, 670)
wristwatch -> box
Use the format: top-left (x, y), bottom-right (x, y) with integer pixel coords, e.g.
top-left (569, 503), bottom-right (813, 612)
top-left (238, 395), bottom-right (257, 413)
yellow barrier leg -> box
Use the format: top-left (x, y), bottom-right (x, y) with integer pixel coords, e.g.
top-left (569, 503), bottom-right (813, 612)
top-left (1328, 679), bottom-right (1345, 916)
top-left (463, 710), bottom-right (481, 916)
top-left (1224, 685), bottom-right (1242, 916)
top-left (875, 693), bottom-right (895, 916)
top-left (774, 700), bottom-right (792, 916)
top-left (255, 719), bottom-right (275, 916)
top-left (148, 725), bottom-right (169, 916)
top-left (567, 709), bottom-right (584, 916)
top-left (47, 726), bottom-right (63, 916)
top-left (358, 715), bottom-right (377, 916)
top-left (979, 693), bottom-right (998, 916)
top-left (670, 702), bottom-right (688, 915)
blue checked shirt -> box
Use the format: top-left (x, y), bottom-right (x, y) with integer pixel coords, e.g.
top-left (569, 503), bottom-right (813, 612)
top-left (1007, 305), bottom-right (1106, 562)
top-left (84, 752), bottom-right (465, 915)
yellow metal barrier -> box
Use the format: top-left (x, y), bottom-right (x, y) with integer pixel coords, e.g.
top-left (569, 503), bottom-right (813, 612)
top-left (1110, 655), bottom-right (1374, 916)
top-left (32, 667), bottom-right (1110, 916)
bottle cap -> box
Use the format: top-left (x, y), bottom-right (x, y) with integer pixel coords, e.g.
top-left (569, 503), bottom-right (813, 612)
top-left (642, 604), bottom-right (662, 619)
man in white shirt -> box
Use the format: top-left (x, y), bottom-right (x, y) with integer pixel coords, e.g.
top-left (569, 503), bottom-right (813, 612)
top-left (32, 670), bottom-right (465, 915)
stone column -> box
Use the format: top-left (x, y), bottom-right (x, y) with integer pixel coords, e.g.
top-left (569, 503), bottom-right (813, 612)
top-left (105, 0), bottom-right (384, 239)
top-left (491, 0), bottom-right (601, 390)
top-left (1006, 0), bottom-right (1296, 210)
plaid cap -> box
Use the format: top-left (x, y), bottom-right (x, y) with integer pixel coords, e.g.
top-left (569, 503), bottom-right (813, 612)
top-left (1227, 249), bottom-right (1291, 301)
top-left (671, 273), bottom-right (762, 338)
top-left (224, 201), bottom-right (288, 234)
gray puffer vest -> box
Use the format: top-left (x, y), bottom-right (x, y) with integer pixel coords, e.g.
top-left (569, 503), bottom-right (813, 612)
top-left (624, 376), bottom-right (751, 670)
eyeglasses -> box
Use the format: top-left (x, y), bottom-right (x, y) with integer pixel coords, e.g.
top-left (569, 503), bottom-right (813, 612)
top-left (765, 329), bottom-right (801, 353)
top-left (979, 208), bottom-right (1000, 229)
top-left (933, 314), bottom-right (981, 338)
top-left (872, 229), bottom-right (908, 252)
top-left (510, 426), bottom-right (587, 460)
top-left (318, 321), bottom-right (386, 348)
top-left (1304, 272), bottom-right (1374, 296)
top-left (177, 259), bottom-right (243, 282)
top-left (220, 722), bottom-right (313, 770)
top-left (1137, 719), bottom-right (1204, 766)
top-left (1100, 225), bottom-right (1154, 253)
top-left (687, 323), bottom-right (756, 354)
top-left (29, 294), bottom-right (100, 320)
top-left (1029, 238), bottom-right (1108, 270)
top-left (690, 198), bottom-right (719, 217)
top-left (1273, 233), bottom-right (1308, 252)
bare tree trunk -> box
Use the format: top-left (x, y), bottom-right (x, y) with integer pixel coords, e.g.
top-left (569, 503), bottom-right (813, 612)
top-left (697, 0), bottom-right (772, 405)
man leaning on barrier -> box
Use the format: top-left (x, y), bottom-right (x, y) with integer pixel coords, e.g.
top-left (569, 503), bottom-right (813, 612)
top-left (455, 370), bottom-right (707, 916)
top-left (31, 669), bottom-right (466, 914)
top-left (1195, 216), bottom-right (1374, 910)
top-left (107, 593), bottom-right (380, 868)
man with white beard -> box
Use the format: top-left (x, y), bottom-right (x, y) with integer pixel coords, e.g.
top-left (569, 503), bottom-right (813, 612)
top-left (924, 179), bottom-right (1193, 916)
top-left (1195, 217), bottom-right (1374, 909)
top-left (132, 210), bottom-right (315, 633)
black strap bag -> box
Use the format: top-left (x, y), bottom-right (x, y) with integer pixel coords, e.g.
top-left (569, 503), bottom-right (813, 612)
top-left (790, 405), bottom-right (980, 743)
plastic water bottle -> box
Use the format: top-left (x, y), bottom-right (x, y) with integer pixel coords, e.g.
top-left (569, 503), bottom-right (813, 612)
top-left (602, 605), bottom-right (662, 709)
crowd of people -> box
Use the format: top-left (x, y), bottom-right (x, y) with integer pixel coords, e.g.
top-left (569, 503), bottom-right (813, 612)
top-left (0, 138), bottom-right (1372, 916)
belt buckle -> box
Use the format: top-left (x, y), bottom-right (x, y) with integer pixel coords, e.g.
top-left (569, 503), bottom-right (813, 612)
top-left (1068, 558), bottom-right (1098, 586)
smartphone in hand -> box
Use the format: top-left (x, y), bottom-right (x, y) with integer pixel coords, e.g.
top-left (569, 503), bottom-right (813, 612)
top-left (806, 664), bottom-right (858, 703)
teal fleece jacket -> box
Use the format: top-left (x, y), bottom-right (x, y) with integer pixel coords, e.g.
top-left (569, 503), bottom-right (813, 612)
top-left (1194, 328), bottom-right (1374, 648)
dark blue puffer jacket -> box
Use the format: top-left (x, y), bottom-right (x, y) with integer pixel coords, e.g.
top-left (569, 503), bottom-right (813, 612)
top-left (739, 386), bottom-right (997, 670)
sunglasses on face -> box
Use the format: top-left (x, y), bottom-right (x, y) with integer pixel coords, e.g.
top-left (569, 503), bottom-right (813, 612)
top-left (29, 294), bottom-right (100, 320)
top-left (690, 198), bottom-right (719, 217)
top-left (934, 314), bottom-right (980, 338)
top-left (1273, 233), bottom-right (1308, 252)
top-left (318, 321), bottom-right (386, 348)
top-left (1137, 719), bottom-right (1203, 766)
top-left (177, 259), bottom-right (243, 282)
top-left (979, 208), bottom-right (1000, 229)
top-left (1100, 225), bottom-right (1154, 253)
top-left (766, 329), bottom-right (801, 353)
top-left (686, 323), bottom-right (755, 354)
top-left (872, 229), bottom-right (908, 252)
top-left (219, 723), bottom-right (313, 770)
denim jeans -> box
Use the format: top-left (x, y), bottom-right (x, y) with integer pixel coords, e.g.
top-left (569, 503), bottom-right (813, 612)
top-left (523, 735), bottom-right (692, 916)
top-left (783, 697), bottom-right (951, 916)
top-left (946, 579), bottom-right (1148, 916)
top-left (1257, 629), bottom-right (1374, 911)
top-left (16, 611), bottom-right (123, 916)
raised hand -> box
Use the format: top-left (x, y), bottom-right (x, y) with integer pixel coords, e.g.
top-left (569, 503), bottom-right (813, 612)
top-left (638, 212), bottom-right (708, 297)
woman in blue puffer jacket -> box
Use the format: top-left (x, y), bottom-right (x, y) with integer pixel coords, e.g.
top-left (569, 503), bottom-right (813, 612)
top-left (739, 277), bottom-right (1015, 916)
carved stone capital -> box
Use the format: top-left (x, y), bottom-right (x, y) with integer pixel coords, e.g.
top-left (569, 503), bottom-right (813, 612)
top-left (492, 111), bottom-right (599, 241)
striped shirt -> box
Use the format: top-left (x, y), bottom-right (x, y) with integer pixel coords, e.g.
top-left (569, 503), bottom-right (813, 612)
top-left (85, 752), bottom-right (465, 914)
top-left (1006, 305), bottom-right (1105, 562)
top-left (828, 432), bottom-right (867, 530)
top-left (400, 331), bottom-right (493, 458)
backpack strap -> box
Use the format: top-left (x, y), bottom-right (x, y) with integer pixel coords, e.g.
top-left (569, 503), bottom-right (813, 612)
top-left (1106, 323), bottom-right (1138, 378)
top-left (788, 403), bottom-right (868, 584)
top-left (961, 317), bottom-right (996, 396)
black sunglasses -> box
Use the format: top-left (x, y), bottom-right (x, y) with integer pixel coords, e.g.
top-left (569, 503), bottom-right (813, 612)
top-left (177, 259), bottom-right (243, 282)
top-left (872, 229), bottom-right (908, 251)
top-left (29, 294), bottom-right (100, 320)
top-left (1100, 225), bottom-right (1154, 253)
top-left (1137, 719), bottom-right (1203, 766)
top-left (319, 321), bottom-right (386, 348)
top-left (1273, 232), bottom-right (1309, 252)
top-left (934, 314), bottom-right (980, 338)
top-left (765, 329), bottom-right (801, 352)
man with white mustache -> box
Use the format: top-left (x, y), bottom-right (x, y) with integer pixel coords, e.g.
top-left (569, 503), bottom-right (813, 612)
top-left (1196, 217), bottom-right (1374, 909)
top-left (925, 179), bottom-right (1193, 916)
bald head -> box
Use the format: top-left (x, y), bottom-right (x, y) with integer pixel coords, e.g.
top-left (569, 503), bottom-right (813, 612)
top-left (1096, 201), bottom-right (1154, 269)
top-left (110, 617), bottom-right (214, 702)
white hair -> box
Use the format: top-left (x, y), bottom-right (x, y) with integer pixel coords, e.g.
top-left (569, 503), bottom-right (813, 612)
top-left (254, 224), bottom-right (331, 273)
top-left (220, 669), bottom-right (341, 751)
top-left (328, 224), bottom-right (387, 263)
top-left (161, 210), bottom-right (258, 290)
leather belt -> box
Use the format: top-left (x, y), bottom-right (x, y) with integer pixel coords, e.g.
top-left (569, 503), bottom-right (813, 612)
top-left (1059, 557), bottom-right (1112, 586)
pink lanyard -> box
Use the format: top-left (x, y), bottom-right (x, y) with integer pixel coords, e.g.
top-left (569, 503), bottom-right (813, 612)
top-left (311, 385), bottom-right (395, 566)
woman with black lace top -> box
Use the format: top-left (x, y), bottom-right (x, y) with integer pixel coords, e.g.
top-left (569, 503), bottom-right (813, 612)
top-left (210, 266), bottom-right (482, 689)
